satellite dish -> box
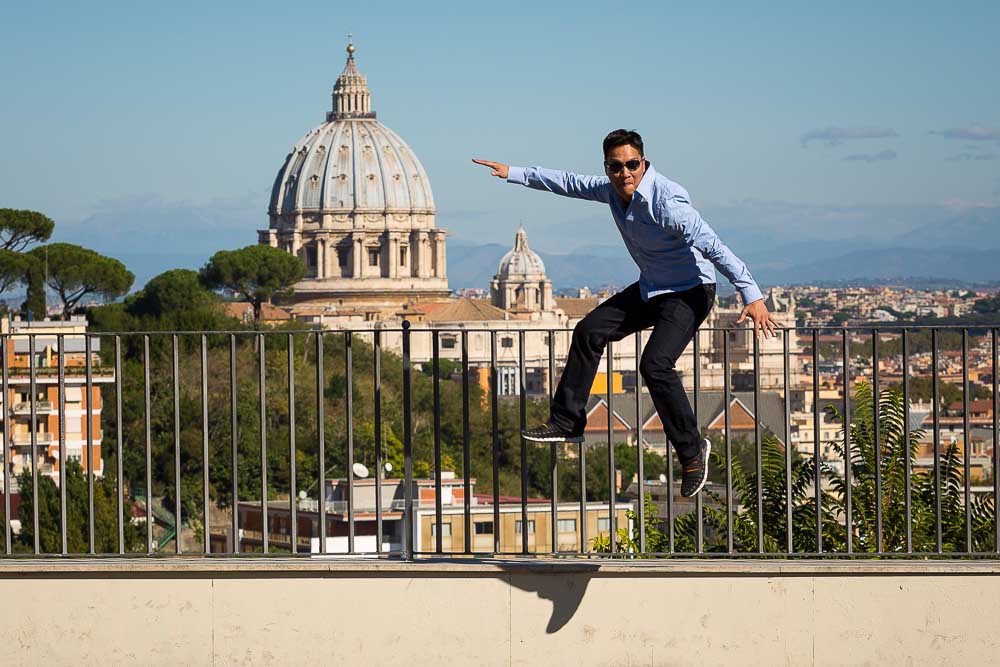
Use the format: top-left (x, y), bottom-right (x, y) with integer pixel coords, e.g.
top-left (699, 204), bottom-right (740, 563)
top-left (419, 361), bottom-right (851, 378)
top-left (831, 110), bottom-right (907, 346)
top-left (658, 474), bottom-right (667, 483)
top-left (298, 490), bottom-right (307, 500)
top-left (384, 462), bottom-right (393, 473)
top-left (353, 462), bottom-right (370, 478)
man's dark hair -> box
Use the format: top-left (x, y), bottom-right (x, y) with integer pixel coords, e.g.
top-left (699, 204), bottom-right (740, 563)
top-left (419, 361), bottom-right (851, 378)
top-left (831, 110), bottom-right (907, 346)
top-left (603, 129), bottom-right (644, 158)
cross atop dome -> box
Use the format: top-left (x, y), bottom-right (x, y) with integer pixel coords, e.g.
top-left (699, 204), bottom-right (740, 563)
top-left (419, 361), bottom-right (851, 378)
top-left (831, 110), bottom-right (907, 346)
top-left (329, 38), bottom-right (375, 121)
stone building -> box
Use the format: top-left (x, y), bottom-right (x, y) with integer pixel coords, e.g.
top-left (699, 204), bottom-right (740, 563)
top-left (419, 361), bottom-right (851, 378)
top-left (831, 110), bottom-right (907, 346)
top-left (259, 41), bottom-right (448, 315)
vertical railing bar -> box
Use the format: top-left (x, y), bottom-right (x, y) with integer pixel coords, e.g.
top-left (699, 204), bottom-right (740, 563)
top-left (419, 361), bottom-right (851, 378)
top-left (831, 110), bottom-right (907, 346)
top-left (902, 330), bottom-right (912, 553)
top-left (258, 333), bottom-right (267, 555)
top-left (84, 336), bottom-right (97, 555)
top-left (634, 331), bottom-right (645, 554)
top-left (962, 329), bottom-right (972, 552)
top-left (518, 331), bottom-right (528, 555)
top-left (548, 330), bottom-right (558, 555)
top-left (753, 331), bottom-right (763, 553)
top-left (201, 335), bottom-right (210, 555)
top-left (373, 330), bottom-right (383, 554)
top-left (872, 329), bottom-right (882, 554)
top-left (345, 332), bottom-right (354, 555)
top-left (115, 336), bottom-right (124, 554)
top-left (812, 329), bottom-right (822, 554)
top-left (229, 334), bottom-right (239, 555)
top-left (489, 330), bottom-right (500, 556)
top-left (606, 340), bottom-right (616, 553)
top-left (724, 332), bottom-right (733, 554)
top-left (783, 330), bottom-right (792, 555)
top-left (29, 335), bottom-right (38, 554)
top-left (932, 329), bottom-right (942, 554)
top-left (172, 335), bottom-right (181, 555)
top-left (843, 328), bottom-right (852, 554)
top-left (993, 328), bottom-right (999, 554)
top-left (1, 334), bottom-right (9, 554)
top-left (86, 335), bottom-right (96, 554)
top-left (316, 332), bottom-right (326, 555)
top-left (579, 439), bottom-right (587, 555)
top-left (401, 322), bottom-right (414, 560)
top-left (58, 335), bottom-right (67, 555)
top-left (432, 330), bottom-right (442, 555)
top-left (461, 330), bottom-right (471, 554)
top-left (287, 334), bottom-right (296, 555)
top-left (693, 329), bottom-right (703, 554)
top-left (144, 335), bottom-right (153, 554)
top-left (666, 424), bottom-right (674, 553)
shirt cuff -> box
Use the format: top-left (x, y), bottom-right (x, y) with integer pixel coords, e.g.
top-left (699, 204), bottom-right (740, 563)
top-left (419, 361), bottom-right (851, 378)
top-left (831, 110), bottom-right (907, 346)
top-left (506, 166), bottom-right (528, 185)
top-left (738, 284), bottom-right (764, 306)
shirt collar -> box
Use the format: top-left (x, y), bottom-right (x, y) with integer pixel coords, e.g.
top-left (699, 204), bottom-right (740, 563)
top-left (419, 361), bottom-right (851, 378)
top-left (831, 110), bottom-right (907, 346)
top-left (632, 161), bottom-right (657, 202)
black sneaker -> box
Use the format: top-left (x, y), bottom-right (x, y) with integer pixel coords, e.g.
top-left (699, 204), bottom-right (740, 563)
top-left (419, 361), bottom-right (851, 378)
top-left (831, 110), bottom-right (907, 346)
top-left (522, 422), bottom-right (584, 443)
top-left (680, 438), bottom-right (711, 497)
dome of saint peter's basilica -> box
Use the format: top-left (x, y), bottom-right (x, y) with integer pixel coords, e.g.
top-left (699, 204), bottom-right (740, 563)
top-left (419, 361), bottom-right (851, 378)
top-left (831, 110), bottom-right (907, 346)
top-left (259, 41), bottom-right (449, 313)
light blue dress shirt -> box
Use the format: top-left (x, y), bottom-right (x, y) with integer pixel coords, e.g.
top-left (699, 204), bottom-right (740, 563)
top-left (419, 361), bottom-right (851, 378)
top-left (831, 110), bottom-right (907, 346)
top-left (506, 163), bottom-right (763, 305)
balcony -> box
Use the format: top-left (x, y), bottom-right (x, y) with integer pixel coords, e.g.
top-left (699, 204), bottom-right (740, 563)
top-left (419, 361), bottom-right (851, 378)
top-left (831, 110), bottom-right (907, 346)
top-left (11, 432), bottom-right (54, 445)
top-left (11, 400), bottom-right (54, 414)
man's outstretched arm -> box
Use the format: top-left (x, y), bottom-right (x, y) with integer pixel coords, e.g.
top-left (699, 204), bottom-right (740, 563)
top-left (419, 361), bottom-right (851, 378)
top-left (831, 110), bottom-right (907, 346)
top-left (472, 159), bottom-right (611, 203)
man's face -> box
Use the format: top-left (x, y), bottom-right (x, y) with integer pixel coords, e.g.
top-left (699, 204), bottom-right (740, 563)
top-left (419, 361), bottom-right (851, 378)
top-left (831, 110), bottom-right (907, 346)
top-left (604, 144), bottom-right (646, 202)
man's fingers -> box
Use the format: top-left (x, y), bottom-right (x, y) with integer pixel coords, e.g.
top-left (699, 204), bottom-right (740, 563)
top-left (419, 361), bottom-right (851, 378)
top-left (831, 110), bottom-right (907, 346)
top-left (735, 310), bottom-right (747, 324)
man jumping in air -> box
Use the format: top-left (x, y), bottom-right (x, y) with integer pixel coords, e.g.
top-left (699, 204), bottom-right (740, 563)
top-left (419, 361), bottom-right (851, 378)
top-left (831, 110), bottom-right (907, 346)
top-left (473, 129), bottom-right (776, 497)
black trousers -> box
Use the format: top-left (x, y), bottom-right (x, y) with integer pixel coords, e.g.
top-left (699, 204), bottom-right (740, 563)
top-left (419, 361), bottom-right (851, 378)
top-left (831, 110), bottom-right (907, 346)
top-left (549, 281), bottom-right (715, 464)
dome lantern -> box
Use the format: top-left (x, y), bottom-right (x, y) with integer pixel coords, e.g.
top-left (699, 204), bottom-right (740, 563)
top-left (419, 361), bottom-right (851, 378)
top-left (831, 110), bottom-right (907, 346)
top-left (329, 39), bottom-right (375, 121)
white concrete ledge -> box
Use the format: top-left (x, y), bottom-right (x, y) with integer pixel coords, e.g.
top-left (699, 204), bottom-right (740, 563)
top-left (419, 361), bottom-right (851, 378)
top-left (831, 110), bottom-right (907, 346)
top-left (0, 556), bottom-right (999, 576)
top-left (3, 557), bottom-right (1000, 665)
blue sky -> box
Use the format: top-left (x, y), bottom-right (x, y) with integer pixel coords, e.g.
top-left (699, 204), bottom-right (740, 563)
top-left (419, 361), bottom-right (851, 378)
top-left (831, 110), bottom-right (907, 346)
top-left (1, 1), bottom-right (998, 284)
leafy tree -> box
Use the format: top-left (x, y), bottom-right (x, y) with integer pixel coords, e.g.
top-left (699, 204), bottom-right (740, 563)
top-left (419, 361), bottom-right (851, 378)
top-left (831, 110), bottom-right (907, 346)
top-left (200, 245), bottom-right (304, 328)
top-left (126, 268), bottom-right (233, 331)
top-left (0, 249), bottom-right (34, 297)
top-left (17, 459), bottom-right (144, 554)
top-left (0, 208), bottom-right (54, 251)
top-left (19, 258), bottom-right (47, 320)
top-left (27, 243), bottom-right (134, 319)
top-left (973, 295), bottom-right (1000, 315)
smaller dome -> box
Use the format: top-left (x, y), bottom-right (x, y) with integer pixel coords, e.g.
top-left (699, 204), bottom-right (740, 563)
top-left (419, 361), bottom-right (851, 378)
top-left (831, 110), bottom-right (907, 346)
top-left (498, 226), bottom-right (546, 278)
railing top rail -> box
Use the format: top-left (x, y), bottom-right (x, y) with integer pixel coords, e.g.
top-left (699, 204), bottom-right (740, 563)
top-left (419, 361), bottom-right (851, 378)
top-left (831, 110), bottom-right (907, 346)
top-left (3, 323), bottom-right (999, 337)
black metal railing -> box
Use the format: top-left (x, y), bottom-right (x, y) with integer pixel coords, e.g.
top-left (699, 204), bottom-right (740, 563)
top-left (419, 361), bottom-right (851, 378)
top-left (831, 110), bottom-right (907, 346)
top-left (0, 323), bottom-right (997, 559)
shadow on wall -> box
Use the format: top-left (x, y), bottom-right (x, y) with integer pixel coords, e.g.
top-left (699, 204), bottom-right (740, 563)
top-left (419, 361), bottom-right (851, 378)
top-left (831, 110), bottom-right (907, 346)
top-left (507, 564), bottom-right (599, 633)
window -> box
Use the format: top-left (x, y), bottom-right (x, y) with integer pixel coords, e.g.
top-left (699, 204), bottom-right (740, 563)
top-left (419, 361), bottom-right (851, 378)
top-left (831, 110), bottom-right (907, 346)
top-left (368, 248), bottom-right (379, 266)
top-left (498, 366), bottom-right (519, 396)
top-left (515, 520), bottom-right (535, 535)
top-left (430, 522), bottom-right (452, 537)
top-left (501, 336), bottom-right (514, 348)
top-left (474, 521), bottom-right (494, 535)
top-left (441, 334), bottom-right (457, 350)
top-left (66, 415), bottom-right (82, 435)
top-left (400, 246), bottom-right (408, 266)
top-left (337, 248), bottom-right (349, 268)
top-left (597, 517), bottom-right (611, 532)
top-left (557, 519), bottom-right (576, 533)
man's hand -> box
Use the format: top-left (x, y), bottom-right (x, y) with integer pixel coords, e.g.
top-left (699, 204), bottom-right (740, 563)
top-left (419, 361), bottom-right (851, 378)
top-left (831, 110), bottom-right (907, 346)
top-left (736, 298), bottom-right (778, 339)
top-left (472, 158), bottom-right (509, 179)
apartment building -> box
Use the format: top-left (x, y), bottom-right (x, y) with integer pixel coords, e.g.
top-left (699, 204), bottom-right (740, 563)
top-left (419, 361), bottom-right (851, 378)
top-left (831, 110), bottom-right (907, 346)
top-left (1, 316), bottom-right (112, 489)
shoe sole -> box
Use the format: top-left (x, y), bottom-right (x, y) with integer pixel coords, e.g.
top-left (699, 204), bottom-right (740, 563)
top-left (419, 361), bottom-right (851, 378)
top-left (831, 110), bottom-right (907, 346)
top-left (682, 440), bottom-right (711, 498)
top-left (522, 433), bottom-right (585, 443)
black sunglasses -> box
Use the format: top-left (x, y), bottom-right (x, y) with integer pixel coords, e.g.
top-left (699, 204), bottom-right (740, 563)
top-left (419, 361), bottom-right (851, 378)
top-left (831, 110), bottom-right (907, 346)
top-left (604, 158), bottom-right (643, 174)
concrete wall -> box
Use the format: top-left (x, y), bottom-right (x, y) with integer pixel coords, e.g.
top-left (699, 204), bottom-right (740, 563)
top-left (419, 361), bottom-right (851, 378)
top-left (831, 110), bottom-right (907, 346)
top-left (2, 559), bottom-right (999, 666)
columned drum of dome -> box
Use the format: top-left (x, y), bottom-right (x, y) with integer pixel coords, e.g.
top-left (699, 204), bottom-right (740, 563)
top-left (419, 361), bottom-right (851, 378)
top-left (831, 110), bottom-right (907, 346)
top-left (259, 41), bottom-right (449, 310)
